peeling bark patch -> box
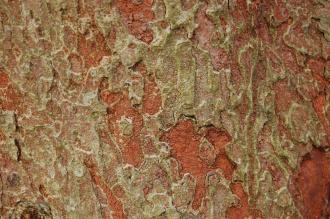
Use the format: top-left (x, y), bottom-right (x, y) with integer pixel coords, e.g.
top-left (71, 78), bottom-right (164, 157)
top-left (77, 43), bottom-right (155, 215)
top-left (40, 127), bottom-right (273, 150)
top-left (205, 127), bottom-right (234, 179)
top-left (77, 32), bottom-right (110, 69)
top-left (114, 0), bottom-right (155, 43)
top-left (161, 120), bottom-right (232, 210)
top-left (161, 120), bottom-right (206, 209)
top-left (0, 71), bottom-right (9, 88)
top-left (102, 90), bottom-right (143, 167)
top-left (291, 148), bottom-right (330, 219)
top-left (227, 182), bottom-right (262, 219)
top-left (84, 157), bottom-right (127, 219)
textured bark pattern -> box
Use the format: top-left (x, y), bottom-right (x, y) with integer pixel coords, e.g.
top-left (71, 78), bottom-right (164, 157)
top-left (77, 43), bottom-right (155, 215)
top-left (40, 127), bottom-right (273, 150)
top-left (0, 0), bottom-right (330, 218)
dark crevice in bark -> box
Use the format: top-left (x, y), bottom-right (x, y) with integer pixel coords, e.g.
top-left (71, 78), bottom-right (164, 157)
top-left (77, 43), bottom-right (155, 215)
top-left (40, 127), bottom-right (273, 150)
top-left (14, 138), bottom-right (22, 162)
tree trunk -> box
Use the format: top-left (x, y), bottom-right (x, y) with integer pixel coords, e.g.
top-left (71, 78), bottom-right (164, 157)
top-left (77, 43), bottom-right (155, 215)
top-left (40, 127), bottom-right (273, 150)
top-left (0, 0), bottom-right (329, 218)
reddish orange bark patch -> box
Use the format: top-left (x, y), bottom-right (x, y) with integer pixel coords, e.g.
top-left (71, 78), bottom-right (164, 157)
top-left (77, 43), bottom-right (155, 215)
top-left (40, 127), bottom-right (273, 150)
top-left (227, 183), bottom-right (250, 219)
top-left (273, 0), bottom-right (289, 24)
top-left (161, 120), bottom-right (232, 210)
top-left (114, 0), bottom-right (154, 44)
top-left (291, 148), bottom-right (330, 219)
top-left (227, 182), bottom-right (263, 219)
top-left (101, 90), bottom-right (143, 167)
top-left (161, 120), bottom-right (205, 209)
top-left (84, 157), bottom-right (126, 219)
top-left (205, 127), bottom-right (235, 179)
top-left (307, 59), bottom-right (328, 86)
top-left (78, 32), bottom-right (110, 69)
top-left (0, 85), bottom-right (22, 112)
top-left (0, 71), bottom-right (9, 88)
top-left (100, 91), bottom-right (122, 105)
top-left (99, 63), bottom-right (160, 167)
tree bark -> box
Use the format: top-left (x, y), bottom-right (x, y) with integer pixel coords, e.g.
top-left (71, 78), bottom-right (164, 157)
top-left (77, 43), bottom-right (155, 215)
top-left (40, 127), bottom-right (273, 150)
top-left (0, 0), bottom-right (329, 218)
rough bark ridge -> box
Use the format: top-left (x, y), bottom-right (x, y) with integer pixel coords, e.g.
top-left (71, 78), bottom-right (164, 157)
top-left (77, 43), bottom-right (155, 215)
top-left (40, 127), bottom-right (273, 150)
top-left (0, 0), bottom-right (330, 218)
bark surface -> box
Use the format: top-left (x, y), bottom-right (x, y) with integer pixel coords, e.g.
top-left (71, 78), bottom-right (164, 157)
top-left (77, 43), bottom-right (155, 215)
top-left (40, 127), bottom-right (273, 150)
top-left (0, 0), bottom-right (330, 218)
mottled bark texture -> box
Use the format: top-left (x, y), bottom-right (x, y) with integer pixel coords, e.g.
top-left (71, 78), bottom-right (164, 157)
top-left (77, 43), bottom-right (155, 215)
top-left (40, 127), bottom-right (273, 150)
top-left (0, 0), bottom-right (330, 218)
